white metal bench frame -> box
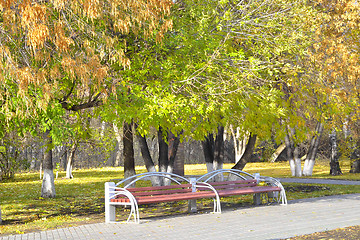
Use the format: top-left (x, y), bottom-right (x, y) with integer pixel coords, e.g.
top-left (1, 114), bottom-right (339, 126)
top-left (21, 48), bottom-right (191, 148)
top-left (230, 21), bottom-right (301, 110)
top-left (105, 169), bottom-right (287, 223)
top-left (196, 169), bottom-right (287, 205)
top-left (105, 172), bottom-right (220, 223)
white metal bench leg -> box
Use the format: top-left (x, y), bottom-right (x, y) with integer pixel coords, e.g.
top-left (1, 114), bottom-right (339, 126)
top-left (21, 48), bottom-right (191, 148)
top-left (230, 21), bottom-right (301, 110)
top-left (127, 201), bottom-right (140, 223)
top-left (188, 199), bottom-right (197, 213)
top-left (213, 198), bottom-right (221, 213)
top-left (188, 178), bottom-right (198, 213)
top-left (105, 204), bottom-right (116, 223)
top-left (105, 182), bottom-right (116, 223)
top-left (253, 193), bottom-right (261, 205)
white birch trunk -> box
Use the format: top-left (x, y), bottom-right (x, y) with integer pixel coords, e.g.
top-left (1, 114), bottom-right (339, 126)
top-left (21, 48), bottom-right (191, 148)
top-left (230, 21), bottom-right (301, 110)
top-left (213, 161), bottom-right (224, 182)
top-left (285, 127), bottom-right (302, 177)
top-left (148, 165), bottom-right (161, 186)
top-left (289, 158), bottom-right (296, 176)
top-left (294, 157), bottom-right (302, 177)
top-left (163, 165), bottom-right (174, 186)
top-left (113, 123), bottom-right (123, 167)
top-left (39, 161), bottom-right (42, 180)
top-left (41, 169), bottom-right (56, 198)
top-left (230, 126), bottom-right (248, 163)
top-left (206, 162), bottom-right (214, 173)
top-left (29, 147), bottom-right (36, 170)
top-left (65, 144), bottom-right (76, 179)
top-left (303, 122), bottom-right (324, 176)
top-left (213, 161), bottom-right (223, 171)
top-left (66, 163), bottom-right (73, 179)
top-left (303, 160), bottom-right (315, 176)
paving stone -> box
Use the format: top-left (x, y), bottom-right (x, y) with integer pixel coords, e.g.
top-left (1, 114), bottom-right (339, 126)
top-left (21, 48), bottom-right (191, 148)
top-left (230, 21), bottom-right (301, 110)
top-left (1, 190), bottom-right (360, 239)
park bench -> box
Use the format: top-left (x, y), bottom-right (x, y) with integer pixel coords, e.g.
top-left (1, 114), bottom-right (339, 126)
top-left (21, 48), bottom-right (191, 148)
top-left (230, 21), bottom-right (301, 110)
top-left (193, 169), bottom-right (287, 209)
top-left (104, 169), bottom-right (287, 223)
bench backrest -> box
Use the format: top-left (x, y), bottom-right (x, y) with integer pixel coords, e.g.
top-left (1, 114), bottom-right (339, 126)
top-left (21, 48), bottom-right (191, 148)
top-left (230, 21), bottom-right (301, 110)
top-left (197, 179), bottom-right (258, 191)
top-left (118, 184), bottom-right (193, 198)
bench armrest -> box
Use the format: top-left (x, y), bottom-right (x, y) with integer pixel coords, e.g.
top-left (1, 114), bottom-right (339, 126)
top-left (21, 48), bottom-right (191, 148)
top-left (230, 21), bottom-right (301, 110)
top-left (259, 177), bottom-right (287, 205)
top-left (195, 182), bottom-right (222, 213)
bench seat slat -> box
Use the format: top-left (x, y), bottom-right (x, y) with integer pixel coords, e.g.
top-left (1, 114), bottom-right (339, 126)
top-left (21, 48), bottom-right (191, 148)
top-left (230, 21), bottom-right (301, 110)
top-left (111, 185), bottom-right (281, 204)
top-left (217, 186), bottom-right (281, 197)
top-left (208, 179), bottom-right (257, 186)
top-left (130, 188), bottom-right (192, 196)
top-left (136, 191), bottom-right (216, 204)
top-left (111, 191), bottom-right (217, 204)
top-left (201, 183), bottom-right (258, 190)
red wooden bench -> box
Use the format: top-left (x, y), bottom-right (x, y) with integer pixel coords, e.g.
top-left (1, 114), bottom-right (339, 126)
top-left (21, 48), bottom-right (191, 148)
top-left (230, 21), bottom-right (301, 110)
top-left (105, 170), bottom-right (287, 223)
top-left (197, 179), bottom-right (282, 206)
top-left (105, 174), bottom-right (221, 223)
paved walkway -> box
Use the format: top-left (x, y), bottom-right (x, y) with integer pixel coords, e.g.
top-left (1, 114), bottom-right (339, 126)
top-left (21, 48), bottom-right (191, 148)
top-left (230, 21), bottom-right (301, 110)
top-left (279, 178), bottom-right (360, 185)
top-left (2, 179), bottom-right (360, 240)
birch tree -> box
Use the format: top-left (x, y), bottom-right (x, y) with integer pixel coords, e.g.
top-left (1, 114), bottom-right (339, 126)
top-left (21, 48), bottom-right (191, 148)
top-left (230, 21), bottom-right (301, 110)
top-left (297, 0), bottom-right (360, 175)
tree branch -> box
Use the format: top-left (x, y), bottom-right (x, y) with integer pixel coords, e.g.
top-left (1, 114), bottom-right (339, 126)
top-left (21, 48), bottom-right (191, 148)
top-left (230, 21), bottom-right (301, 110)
top-left (60, 93), bottom-right (103, 111)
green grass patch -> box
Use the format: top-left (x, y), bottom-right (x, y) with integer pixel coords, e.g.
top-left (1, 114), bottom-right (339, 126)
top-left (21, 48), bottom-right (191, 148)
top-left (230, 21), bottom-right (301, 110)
top-left (1, 162), bottom-right (360, 236)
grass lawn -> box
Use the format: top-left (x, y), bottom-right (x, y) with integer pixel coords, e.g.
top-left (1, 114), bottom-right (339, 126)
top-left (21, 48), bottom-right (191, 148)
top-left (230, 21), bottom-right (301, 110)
top-left (1, 161), bottom-right (360, 236)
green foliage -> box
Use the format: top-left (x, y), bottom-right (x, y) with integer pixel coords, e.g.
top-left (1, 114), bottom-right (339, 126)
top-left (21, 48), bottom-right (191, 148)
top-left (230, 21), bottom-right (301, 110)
top-left (0, 135), bottom-right (30, 181)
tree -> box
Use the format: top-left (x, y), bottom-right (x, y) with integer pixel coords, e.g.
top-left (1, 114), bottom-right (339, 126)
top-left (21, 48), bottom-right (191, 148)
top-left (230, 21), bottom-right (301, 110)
top-left (0, 0), bottom-right (173, 197)
top-left (0, 125), bottom-right (29, 181)
top-left (302, 122), bottom-right (324, 176)
top-left (202, 126), bottom-right (225, 175)
top-left (41, 130), bottom-right (56, 198)
top-left (296, 0), bottom-right (360, 175)
top-left (232, 134), bottom-right (257, 170)
top-left (65, 141), bottom-right (77, 179)
top-left (123, 121), bottom-right (136, 181)
top-left (329, 130), bottom-right (342, 175)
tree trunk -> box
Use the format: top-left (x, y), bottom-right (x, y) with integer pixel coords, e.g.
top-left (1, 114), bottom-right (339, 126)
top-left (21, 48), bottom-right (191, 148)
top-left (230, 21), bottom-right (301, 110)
top-left (39, 160), bottom-right (43, 180)
top-left (269, 143), bottom-right (286, 163)
top-left (230, 126), bottom-right (247, 163)
top-left (350, 160), bottom-right (360, 173)
top-left (350, 141), bottom-right (360, 173)
top-left (349, 139), bottom-right (360, 173)
top-left (136, 133), bottom-right (161, 186)
top-left (202, 133), bottom-right (215, 172)
top-left (41, 130), bottom-right (56, 198)
top-left (65, 143), bottom-right (77, 179)
top-left (158, 127), bottom-right (169, 173)
top-left (61, 145), bottom-right (67, 171)
top-left (232, 134), bottom-right (257, 170)
top-left (29, 147), bottom-right (36, 170)
top-left (167, 131), bottom-right (181, 174)
top-left (213, 126), bottom-right (224, 172)
top-left (201, 127), bottom-right (225, 181)
top-left (113, 123), bottom-right (123, 167)
top-left (123, 122), bottom-right (136, 184)
top-left (303, 122), bottom-right (324, 176)
top-left (285, 127), bottom-right (302, 177)
top-left (329, 130), bottom-right (342, 175)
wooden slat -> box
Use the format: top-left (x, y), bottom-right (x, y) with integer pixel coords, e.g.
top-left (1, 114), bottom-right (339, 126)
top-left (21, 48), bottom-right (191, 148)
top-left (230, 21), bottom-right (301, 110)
top-left (110, 181), bottom-right (282, 205)
top-left (217, 186), bottom-right (281, 197)
top-left (131, 188), bottom-right (192, 196)
top-left (136, 191), bottom-right (216, 204)
top-left (207, 179), bottom-right (256, 186)
top-left (206, 183), bottom-right (257, 190)
top-left (126, 184), bottom-right (192, 192)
